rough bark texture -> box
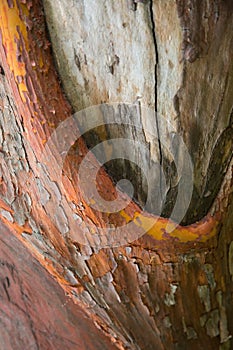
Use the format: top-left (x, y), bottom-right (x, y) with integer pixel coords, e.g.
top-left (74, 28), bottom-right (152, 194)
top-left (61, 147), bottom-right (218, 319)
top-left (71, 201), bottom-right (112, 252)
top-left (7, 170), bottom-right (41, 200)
top-left (0, 219), bottom-right (118, 350)
top-left (0, 1), bottom-right (232, 349)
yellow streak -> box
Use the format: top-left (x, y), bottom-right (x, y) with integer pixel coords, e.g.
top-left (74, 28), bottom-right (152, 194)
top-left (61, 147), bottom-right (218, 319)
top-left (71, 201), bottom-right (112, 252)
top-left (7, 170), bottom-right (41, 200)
top-left (120, 209), bottom-right (218, 243)
top-left (0, 0), bottom-right (29, 101)
top-left (169, 227), bottom-right (199, 242)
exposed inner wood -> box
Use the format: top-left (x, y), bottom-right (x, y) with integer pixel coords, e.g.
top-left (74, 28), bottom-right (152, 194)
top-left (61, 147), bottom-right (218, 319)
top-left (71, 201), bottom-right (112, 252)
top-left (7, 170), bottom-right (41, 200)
top-left (0, 1), bottom-right (232, 349)
top-left (43, 0), bottom-right (233, 224)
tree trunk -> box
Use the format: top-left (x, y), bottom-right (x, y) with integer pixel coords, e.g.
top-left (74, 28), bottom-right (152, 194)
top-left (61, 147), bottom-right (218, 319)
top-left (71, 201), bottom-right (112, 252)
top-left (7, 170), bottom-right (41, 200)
top-left (0, 1), bottom-right (232, 349)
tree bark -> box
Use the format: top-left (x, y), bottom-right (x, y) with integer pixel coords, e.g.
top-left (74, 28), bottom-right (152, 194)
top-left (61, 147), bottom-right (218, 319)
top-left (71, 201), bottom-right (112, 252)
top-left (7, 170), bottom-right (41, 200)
top-left (0, 1), bottom-right (232, 349)
top-left (0, 220), bottom-right (118, 350)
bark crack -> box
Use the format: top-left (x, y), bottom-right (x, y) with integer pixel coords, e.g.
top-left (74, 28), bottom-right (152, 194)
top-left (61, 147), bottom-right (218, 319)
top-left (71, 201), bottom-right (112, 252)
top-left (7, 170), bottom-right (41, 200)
top-left (2, 276), bottom-right (11, 302)
top-left (149, 1), bottom-right (163, 196)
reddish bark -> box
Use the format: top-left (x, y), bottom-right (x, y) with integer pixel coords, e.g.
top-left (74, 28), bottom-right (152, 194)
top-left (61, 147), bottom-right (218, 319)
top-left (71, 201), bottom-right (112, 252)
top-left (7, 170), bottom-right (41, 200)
top-left (0, 1), bottom-right (232, 349)
top-left (0, 219), bottom-right (118, 350)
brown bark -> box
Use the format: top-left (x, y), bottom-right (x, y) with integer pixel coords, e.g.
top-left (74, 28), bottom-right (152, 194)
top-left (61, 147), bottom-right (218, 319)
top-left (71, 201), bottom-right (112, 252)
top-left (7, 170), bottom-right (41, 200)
top-left (0, 219), bottom-right (118, 350)
top-left (0, 1), bottom-right (232, 349)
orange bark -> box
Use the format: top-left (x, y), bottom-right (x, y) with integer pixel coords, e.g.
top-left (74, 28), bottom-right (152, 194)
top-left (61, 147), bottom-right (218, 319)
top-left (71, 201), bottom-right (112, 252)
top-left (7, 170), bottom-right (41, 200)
top-left (0, 0), bottom-right (223, 253)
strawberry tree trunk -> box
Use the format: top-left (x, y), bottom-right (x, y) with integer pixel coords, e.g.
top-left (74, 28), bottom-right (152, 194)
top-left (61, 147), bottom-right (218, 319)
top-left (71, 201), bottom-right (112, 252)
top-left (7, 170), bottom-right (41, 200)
top-left (0, 1), bottom-right (232, 349)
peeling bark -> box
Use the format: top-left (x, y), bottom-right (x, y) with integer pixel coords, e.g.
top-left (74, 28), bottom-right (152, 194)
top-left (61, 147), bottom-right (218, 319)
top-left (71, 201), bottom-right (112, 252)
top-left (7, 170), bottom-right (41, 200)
top-left (0, 220), bottom-right (117, 350)
top-left (0, 1), bottom-right (232, 349)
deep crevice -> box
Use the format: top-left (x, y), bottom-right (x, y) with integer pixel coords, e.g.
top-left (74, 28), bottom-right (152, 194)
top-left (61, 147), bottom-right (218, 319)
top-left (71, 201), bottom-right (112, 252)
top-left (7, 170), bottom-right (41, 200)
top-left (149, 1), bottom-right (163, 195)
